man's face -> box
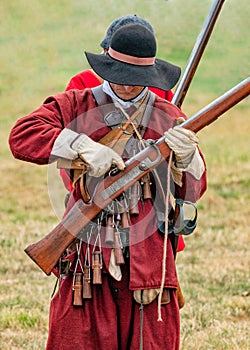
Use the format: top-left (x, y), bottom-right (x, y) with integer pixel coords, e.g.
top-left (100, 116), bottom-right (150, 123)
top-left (109, 83), bottom-right (145, 101)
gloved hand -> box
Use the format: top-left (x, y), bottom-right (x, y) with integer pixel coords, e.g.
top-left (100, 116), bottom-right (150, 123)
top-left (72, 133), bottom-right (125, 177)
top-left (164, 125), bottom-right (198, 168)
top-left (164, 125), bottom-right (205, 183)
top-left (51, 128), bottom-right (125, 177)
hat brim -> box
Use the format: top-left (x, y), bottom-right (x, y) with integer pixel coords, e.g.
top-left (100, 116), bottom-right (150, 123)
top-left (85, 52), bottom-right (181, 91)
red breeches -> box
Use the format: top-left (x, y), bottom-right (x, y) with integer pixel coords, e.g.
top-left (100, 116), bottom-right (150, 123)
top-left (46, 264), bottom-right (180, 350)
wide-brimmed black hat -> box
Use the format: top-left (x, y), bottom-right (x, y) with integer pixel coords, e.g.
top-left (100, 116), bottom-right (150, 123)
top-left (85, 24), bottom-right (181, 91)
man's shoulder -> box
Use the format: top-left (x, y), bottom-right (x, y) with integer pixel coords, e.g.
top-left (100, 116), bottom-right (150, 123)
top-left (53, 88), bottom-right (94, 100)
top-left (154, 94), bottom-right (176, 110)
top-left (42, 89), bottom-right (96, 112)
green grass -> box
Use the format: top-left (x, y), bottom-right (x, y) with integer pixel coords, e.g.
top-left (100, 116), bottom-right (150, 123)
top-left (0, 0), bottom-right (249, 349)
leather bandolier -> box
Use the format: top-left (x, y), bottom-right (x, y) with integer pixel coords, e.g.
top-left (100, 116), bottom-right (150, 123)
top-left (56, 86), bottom-right (186, 308)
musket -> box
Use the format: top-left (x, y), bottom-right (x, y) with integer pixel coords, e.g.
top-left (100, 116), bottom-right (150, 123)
top-left (171, 0), bottom-right (225, 308)
top-left (24, 77), bottom-right (250, 275)
top-left (172, 0), bottom-right (226, 108)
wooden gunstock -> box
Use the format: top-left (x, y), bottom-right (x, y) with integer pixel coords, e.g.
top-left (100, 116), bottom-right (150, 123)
top-left (24, 199), bottom-right (102, 275)
top-left (24, 78), bottom-right (250, 275)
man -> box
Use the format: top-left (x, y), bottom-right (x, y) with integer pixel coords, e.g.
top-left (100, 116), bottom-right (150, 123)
top-left (9, 24), bottom-right (207, 350)
top-left (62, 14), bottom-right (187, 252)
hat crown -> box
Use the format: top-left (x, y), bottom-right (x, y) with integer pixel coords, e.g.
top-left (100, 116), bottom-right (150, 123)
top-left (100, 15), bottom-right (154, 49)
top-left (110, 24), bottom-right (156, 58)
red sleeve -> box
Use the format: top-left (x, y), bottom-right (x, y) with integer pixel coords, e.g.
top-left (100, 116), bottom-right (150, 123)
top-left (63, 70), bottom-right (102, 190)
top-left (65, 70), bottom-right (101, 91)
top-left (153, 97), bottom-right (207, 203)
top-left (9, 92), bottom-right (77, 164)
top-left (173, 151), bottom-right (207, 203)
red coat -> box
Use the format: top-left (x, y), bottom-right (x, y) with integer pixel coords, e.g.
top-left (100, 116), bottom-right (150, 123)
top-left (9, 89), bottom-right (207, 349)
top-left (64, 70), bottom-right (188, 252)
top-left (9, 88), bottom-right (206, 289)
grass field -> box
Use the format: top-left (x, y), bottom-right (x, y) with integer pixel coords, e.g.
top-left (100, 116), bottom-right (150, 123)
top-left (0, 0), bottom-right (249, 349)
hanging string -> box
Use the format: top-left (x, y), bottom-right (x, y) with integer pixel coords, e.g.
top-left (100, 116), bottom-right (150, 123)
top-left (117, 103), bottom-right (166, 199)
top-left (92, 218), bottom-right (103, 265)
top-left (157, 150), bottom-right (173, 322)
top-left (72, 241), bottom-right (84, 286)
top-left (118, 101), bottom-right (175, 321)
top-left (85, 225), bottom-right (94, 267)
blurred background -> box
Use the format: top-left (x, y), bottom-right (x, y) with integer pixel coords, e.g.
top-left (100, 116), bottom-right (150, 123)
top-left (0, 1), bottom-right (249, 349)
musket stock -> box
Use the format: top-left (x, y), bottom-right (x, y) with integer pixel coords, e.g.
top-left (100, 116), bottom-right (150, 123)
top-left (24, 77), bottom-right (250, 275)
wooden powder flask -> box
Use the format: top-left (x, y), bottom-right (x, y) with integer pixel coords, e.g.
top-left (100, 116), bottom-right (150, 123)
top-left (114, 213), bottom-right (125, 265)
top-left (82, 264), bottom-right (92, 299)
top-left (92, 251), bottom-right (102, 284)
top-left (129, 181), bottom-right (140, 215)
top-left (121, 211), bottom-right (130, 229)
top-left (114, 230), bottom-right (125, 265)
top-left (118, 195), bottom-right (131, 228)
top-left (141, 173), bottom-right (152, 200)
top-left (72, 272), bottom-right (83, 306)
top-left (105, 215), bottom-right (115, 245)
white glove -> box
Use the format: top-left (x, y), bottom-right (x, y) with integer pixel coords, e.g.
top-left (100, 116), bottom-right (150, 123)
top-left (164, 126), bottom-right (198, 168)
top-left (164, 126), bottom-right (205, 181)
top-left (51, 128), bottom-right (125, 177)
top-left (72, 134), bottom-right (125, 177)
top-left (51, 128), bottom-right (80, 160)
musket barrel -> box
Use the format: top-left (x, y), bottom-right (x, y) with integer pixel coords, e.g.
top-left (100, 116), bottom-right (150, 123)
top-left (24, 78), bottom-right (250, 275)
top-left (172, 0), bottom-right (226, 108)
top-left (181, 77), bottom-right (250, 133)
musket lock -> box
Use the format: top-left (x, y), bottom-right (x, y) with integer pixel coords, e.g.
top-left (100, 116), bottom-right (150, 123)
top-left (138, 143), bottom-right (162, 171)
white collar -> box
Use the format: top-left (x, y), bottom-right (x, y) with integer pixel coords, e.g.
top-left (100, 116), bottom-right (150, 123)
top-left (102, 81), bottom-right (148, 109)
